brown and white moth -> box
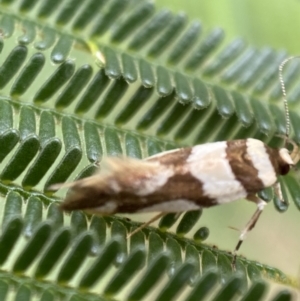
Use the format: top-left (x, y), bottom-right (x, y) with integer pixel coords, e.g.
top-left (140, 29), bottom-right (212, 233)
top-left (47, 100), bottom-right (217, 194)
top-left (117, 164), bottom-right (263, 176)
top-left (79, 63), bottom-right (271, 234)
top-left (57, 57), bottom-right (300, 268)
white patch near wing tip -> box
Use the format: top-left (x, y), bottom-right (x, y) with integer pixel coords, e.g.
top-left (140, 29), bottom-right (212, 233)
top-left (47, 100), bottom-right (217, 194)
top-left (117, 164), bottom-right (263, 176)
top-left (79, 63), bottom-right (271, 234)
top-left (246, 138), bottom-right (277, 187)
top-left (187, 141), bottom-right (247, 204)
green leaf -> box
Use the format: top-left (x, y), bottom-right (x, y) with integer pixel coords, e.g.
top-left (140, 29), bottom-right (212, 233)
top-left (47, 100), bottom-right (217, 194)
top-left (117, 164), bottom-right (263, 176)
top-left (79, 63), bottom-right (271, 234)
top-left (0, 0), bottom-right (298, 300)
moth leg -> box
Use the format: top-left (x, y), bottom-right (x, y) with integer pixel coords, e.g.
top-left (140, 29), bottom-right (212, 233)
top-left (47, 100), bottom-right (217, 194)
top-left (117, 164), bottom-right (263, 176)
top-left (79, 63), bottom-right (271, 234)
top-left (127, 212), bottom-right (165, 239)
top-left (232, 195), bottom-right (267, 270)
top-left (273, 181), bottom-right (286, 204)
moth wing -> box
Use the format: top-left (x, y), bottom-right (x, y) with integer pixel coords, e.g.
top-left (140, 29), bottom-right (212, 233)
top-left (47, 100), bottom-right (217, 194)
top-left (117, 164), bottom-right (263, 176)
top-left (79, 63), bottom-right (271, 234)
top-left (60, 141), bottom-right (253, 213)
top-left (181, 141), bottom-right (249, 203)
top-left (144, 142), bottom-right (249, 210)
top-left (59, 156), bottom-right (170, 212)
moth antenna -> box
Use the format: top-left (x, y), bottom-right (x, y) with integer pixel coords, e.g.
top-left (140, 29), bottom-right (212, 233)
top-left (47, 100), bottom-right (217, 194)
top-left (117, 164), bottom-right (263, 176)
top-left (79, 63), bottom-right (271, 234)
top-left (279, 56), bottom-right (300, 164)
top-left (279, 56), bottom-right (294, 142)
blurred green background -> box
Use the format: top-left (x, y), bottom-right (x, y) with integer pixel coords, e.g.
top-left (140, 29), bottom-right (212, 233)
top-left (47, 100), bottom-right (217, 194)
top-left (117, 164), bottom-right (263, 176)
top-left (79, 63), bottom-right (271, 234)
top-left (157, 0), bottom-right (300, 53)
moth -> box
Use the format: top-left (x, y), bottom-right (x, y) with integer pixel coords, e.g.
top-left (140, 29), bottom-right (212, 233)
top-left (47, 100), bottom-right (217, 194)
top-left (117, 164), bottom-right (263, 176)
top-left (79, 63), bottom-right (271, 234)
top-left (57, 57), bottom-right (300, 268)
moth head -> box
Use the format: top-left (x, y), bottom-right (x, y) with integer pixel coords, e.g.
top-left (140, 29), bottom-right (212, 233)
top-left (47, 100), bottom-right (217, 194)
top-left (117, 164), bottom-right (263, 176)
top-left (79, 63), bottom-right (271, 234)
top-left (286, 139), bottom-right (300, 165)
top-left (278, 139), bottom-right (300, 176)
top-left (278, 57), bottom-right (300, 169)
